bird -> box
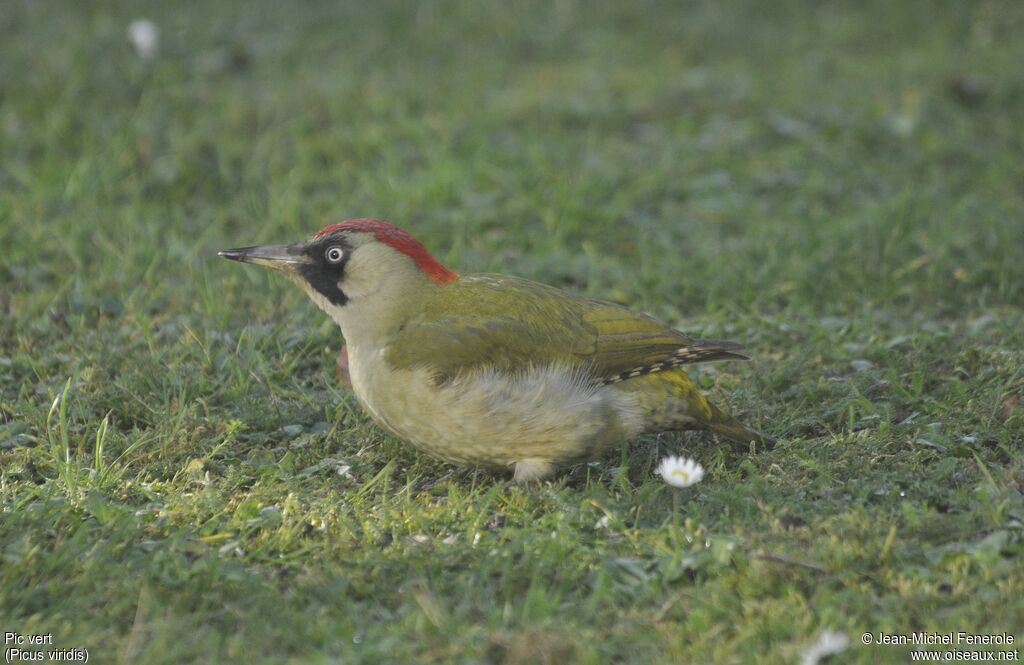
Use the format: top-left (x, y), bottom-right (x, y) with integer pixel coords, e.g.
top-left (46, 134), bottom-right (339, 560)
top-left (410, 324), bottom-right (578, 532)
top-left (219, 219), bottom-right (773, 483)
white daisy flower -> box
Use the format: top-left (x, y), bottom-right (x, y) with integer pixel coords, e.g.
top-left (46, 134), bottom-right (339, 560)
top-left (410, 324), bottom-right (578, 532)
top-left (657, 456), bottom-right (704, 488)
top-left (800, 630), bottom-right (849, 665)
top-left (127, 19), bottom-right (159, 61)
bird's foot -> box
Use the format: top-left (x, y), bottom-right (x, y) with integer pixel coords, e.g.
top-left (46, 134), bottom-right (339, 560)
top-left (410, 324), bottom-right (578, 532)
top-left (335, 345), bottom-right (351, 386)
top-left (511, 459), bottom-right (556, 484)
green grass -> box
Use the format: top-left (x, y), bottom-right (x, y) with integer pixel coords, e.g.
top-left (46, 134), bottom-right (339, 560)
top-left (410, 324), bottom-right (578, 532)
top-left (2, 1), bottom-right (1023, 662)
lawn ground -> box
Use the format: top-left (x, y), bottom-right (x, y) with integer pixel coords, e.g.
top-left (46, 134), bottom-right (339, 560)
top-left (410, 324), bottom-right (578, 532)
top-left (1, 1), bottom-right (1023, 663)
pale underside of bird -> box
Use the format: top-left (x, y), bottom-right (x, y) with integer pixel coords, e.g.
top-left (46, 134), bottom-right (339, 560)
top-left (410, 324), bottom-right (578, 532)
top-left (220, 219), bottom-right (773, 483)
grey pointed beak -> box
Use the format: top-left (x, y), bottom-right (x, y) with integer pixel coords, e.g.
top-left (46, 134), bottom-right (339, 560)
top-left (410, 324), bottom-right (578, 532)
top-left (218, 244), bottom-right (308, 272)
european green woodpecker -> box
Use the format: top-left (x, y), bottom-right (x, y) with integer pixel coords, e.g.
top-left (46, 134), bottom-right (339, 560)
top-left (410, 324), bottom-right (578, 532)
top-left (220, 219), bottom-right (772, 482)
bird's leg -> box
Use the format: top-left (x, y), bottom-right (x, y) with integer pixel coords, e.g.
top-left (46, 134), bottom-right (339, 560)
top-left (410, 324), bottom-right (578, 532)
top-left (335, 344), bottom-right (351, 386)
top-left (512, 459), bottom-right (556, 484)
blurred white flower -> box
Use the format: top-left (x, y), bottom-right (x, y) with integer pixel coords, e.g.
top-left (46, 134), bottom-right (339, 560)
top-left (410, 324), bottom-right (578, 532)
top-left (657, 455), bottom-right (704, 488)
top-left (800, 630), bottom-right (849, 665)
top-left (127, 19), bottom-right (159, 60)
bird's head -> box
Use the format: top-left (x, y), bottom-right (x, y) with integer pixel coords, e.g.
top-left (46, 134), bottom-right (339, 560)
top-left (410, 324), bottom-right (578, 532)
top-left (219, 218), bottom-right (458, 338)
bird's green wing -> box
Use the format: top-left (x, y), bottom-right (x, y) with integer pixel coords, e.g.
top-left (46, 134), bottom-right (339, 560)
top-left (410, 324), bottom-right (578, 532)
top-left (382, 275), bottom-right (593, 379)
top-left (580, 297), bottom-right (698, 373)
top-left (383, 274), bottom-right (745, 383)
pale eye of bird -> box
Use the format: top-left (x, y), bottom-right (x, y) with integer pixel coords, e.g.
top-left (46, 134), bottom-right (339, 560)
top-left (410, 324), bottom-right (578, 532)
top-left (325, 246), bottom-right (344, 263)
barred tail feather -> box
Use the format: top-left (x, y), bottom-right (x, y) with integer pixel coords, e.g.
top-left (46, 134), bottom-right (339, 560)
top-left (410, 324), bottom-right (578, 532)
top-left (676, 338), bottom-right (750, 364)
top-left (602, 339), bottom-right (749, 385)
